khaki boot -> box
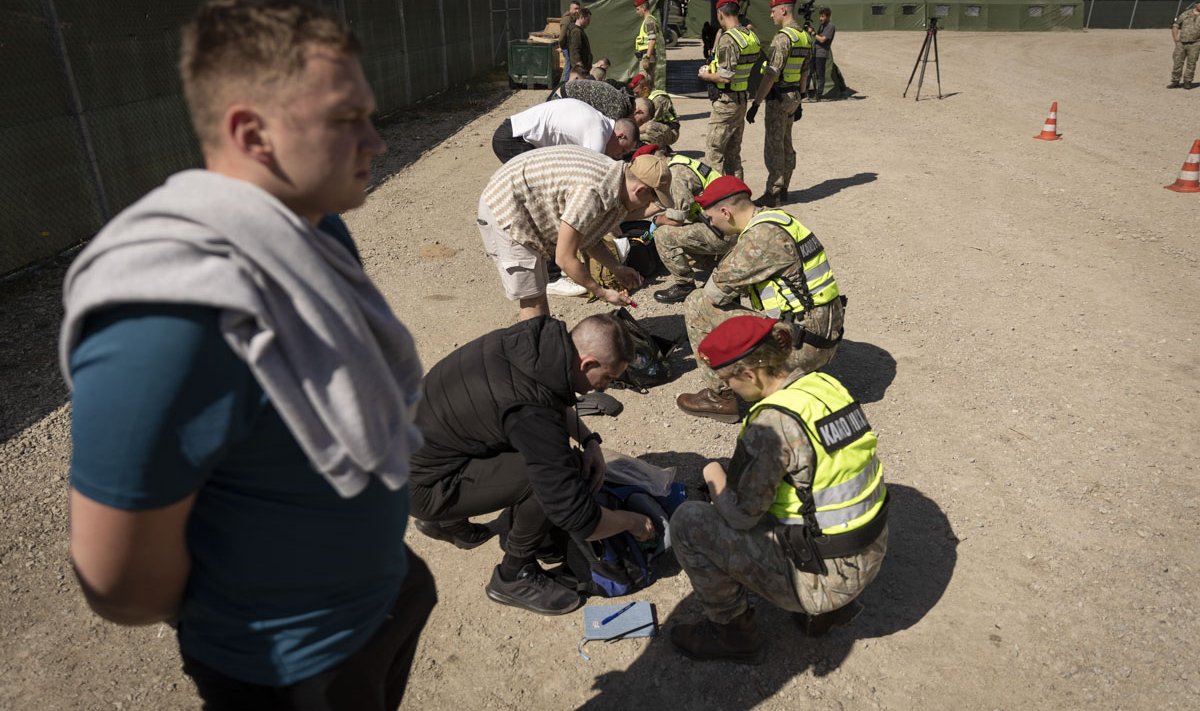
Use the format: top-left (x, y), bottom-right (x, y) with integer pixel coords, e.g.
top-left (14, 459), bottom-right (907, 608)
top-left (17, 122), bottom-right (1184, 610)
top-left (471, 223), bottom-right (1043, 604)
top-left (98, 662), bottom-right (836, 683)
top-left (669, 607), bottom-right (764, 664)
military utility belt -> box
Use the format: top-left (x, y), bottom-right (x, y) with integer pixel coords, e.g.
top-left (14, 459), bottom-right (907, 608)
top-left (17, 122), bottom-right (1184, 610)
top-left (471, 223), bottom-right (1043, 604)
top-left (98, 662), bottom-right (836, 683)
top-left (708, 87), bottom-right (749, 102)
top-left (665, 120), bottom-right (681, 131)
top-left (782, 294), bottom-right (848, 349)
top-left (777, 493), bottom-right (889, 575)
top-left (767, 85), bottom-right (803, 101)
top-left (635, 50), bottom-right (647, 59)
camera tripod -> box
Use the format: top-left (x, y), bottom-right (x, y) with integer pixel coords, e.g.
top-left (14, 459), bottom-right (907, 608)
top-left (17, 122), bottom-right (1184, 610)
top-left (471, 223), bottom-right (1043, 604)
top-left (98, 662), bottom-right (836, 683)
top-left (903, 17), bottom-right (942, 101)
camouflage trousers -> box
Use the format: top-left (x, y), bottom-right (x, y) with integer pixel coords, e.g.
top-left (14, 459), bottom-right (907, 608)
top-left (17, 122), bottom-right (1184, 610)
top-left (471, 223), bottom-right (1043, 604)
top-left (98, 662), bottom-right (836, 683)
top-left (683, 289), bottom-right (845, 390)
top-left (763, 91), bottom-right (802, 196)
top-left (640, 120), bottom-right (679, 148)
top-left (654, 222), bottom-right (733, 286)
top-left (672, 501), bottom-right (889, 623)
top-left (640, 54), bottom-right (658, 87)
top-left (1171, 40), bottom-right (1200, 83)
top-left (705, 95), bottom-right (748, 179)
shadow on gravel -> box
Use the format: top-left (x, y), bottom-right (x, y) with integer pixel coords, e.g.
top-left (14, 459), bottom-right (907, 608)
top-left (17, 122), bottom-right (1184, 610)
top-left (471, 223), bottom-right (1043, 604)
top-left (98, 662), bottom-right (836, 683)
top-left (820, 339), bottom-right (897, 404)
top-left (790, 172), bottom-right (879, 204)
top-left (0, 259), bottom-right (71, 445)
top-left (369, 72), bottom-right (514, 191)
top-left (576, 483), bottom-right (956, 709)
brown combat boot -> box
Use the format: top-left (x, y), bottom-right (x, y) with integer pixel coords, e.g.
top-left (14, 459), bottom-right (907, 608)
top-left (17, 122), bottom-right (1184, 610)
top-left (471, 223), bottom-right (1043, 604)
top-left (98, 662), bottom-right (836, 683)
top-left (670, 607), bottom-right (765, 664)
top-left (676, 388), bottom-right (739, 423)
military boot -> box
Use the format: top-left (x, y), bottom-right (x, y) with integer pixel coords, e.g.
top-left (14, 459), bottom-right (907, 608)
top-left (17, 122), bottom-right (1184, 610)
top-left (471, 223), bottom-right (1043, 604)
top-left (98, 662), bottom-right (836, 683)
top-left (670, 607), bottom-right (764, 664)
top-left (676, 388), bottom-right (739, 423)
top-left (795, 599), bottom-right (864, 637)
top-left (753, 192), bottom-right (780, 208)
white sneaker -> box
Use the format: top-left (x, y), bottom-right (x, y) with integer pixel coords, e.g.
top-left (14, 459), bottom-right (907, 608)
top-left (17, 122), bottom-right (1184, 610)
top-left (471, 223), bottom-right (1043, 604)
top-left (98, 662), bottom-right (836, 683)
top-left (545, 276), bottom-right (589, 297)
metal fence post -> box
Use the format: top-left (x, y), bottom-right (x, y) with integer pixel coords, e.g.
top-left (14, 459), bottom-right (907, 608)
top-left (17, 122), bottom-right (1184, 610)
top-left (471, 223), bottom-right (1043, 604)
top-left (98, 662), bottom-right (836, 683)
top-left (41, 0), bottom-right (111, 222)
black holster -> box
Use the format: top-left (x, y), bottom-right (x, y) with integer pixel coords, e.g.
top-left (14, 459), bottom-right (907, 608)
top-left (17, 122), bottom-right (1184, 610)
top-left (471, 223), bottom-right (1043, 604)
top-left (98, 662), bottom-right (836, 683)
top-left (777, 522), bottom-right (829, 575)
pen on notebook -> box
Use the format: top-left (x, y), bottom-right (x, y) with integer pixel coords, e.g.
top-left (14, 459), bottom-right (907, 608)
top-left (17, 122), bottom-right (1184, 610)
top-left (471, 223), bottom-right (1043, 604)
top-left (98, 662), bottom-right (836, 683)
top-left (600, 602), bottom-right (636, 626)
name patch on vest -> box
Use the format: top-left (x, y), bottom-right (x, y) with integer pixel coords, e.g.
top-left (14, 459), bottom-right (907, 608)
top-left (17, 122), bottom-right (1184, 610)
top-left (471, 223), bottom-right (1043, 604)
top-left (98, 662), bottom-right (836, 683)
top-left (815, 403), bottom-right (870, 451)
top-left (796, 233), bottom-right (824, 261)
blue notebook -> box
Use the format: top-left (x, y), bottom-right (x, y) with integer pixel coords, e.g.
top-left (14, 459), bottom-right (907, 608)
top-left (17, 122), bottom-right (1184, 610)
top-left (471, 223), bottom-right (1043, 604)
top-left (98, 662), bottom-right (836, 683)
top-left (578, 601), bottom-right (657, 660)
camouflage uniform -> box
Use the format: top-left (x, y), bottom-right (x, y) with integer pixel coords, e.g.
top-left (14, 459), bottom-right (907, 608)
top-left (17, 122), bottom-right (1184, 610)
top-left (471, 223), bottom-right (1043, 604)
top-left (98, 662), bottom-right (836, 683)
top-left (763, 23), bottom-right (805, 197)
top-left (682, 209), bottom-right (844, 391)
top-left (705, 31), bottom-right (749, 179)
top-left (638, 14), bottom-right (662, 84)
top-left (672, 388), bottom-right (888, 624)
top-left (655, 161), bottom-right (732, 287)
top-left (1171, 8), bottom-right (1200, 85)
top-left (640, 92), bottom-right (680, 147)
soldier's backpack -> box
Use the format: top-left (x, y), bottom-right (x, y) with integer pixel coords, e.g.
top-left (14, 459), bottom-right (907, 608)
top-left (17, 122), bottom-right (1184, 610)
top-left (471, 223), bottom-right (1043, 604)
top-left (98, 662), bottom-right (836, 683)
top-left (610, 307), bottom-right (678, 393)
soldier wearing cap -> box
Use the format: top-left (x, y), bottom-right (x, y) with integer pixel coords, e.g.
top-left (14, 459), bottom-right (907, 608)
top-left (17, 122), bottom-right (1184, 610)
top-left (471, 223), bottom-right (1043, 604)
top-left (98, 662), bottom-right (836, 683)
top-left (633, 0), bottom-right (662, 87)
top-left (478, 146), bottom-right (671, 320)
top-left (629, 74), bottom-right (680, 148)
top-left (677, 175), bottom-right (845, 422)
top-left (698, 0), bottom-right (762, 180)
top-left (669, 315), bottom-right (888, 663)
top-left (650, 153), bottom-right (732, 304)
top-left (746, 0), bottom-right (811, 207)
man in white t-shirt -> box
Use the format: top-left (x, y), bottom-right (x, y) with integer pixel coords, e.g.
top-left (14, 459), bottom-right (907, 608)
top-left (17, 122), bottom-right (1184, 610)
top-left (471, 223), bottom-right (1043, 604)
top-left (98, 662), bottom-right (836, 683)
top-left (492, 98), bottom-right (639, 163)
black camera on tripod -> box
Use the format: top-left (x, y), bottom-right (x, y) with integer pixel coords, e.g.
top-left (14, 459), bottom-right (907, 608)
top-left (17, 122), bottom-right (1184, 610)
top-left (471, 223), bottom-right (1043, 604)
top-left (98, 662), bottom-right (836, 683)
top-left (798, 0), bottom-right (816, 30)
top-left (928, 16), bottom-right (939, 30)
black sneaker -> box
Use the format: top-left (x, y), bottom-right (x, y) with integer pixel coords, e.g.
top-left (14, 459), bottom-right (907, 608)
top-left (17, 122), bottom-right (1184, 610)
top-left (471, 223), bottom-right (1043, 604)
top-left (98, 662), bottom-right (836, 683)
top-left (485, 563), bottom-right (582, 615)
top-left (653, 282), bottom-right (695, 304)
top-left (414, 519), bottom-right (495, 550)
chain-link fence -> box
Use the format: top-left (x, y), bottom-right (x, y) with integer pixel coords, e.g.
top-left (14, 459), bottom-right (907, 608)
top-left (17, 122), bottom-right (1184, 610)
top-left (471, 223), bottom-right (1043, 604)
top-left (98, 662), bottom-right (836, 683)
top-left (0, 0), bottom-right (554, 276)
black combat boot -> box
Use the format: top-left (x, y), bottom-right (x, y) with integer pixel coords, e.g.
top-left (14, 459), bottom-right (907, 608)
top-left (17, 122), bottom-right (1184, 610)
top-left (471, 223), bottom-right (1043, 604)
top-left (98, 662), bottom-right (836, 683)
top-left (795, 599), bottom-right (864, 637)
top-left (670, 607), bottom-right (764, 664)
top-left (654, 282), bottom-right (696, 303)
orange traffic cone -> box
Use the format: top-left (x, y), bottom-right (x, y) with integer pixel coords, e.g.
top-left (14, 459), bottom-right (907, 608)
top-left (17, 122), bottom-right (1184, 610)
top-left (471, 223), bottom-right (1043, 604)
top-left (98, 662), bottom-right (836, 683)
top-left (1164, 139), bottom-right (1200, 193)
top-left (1034, 102), bottom-right (1062, 141)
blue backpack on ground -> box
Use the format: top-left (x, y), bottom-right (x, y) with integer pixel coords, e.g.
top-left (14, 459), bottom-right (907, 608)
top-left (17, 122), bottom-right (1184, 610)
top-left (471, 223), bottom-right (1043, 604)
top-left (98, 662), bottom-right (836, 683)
top-left (561, 482), bottom-right (687, 598)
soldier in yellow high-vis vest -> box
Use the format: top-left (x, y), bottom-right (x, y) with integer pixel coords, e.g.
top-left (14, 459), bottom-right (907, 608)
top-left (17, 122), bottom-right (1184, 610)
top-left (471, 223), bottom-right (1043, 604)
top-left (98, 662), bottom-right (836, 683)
top-left (746, 0), bottom-right (811, 206)
top-left (651, 153), bottom-right (730, 304)
top-left (670, 315), bottom-right (888, 664)
top-left (633, 0), bottom-right (661, 87)
top-left (677, 175), bottom-right (845, 422)
top-left (698, 0), bottom-right (761, 179)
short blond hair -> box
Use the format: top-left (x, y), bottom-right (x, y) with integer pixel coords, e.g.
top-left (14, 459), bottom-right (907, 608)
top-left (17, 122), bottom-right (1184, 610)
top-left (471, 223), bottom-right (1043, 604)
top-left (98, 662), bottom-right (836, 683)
top-left (179, 0), bottom-right (361, 148)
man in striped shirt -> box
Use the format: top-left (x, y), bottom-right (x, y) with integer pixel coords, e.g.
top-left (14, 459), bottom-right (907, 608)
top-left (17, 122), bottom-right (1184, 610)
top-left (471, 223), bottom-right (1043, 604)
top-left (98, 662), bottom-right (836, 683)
top-left (479, 146), bottom-right (673, 320)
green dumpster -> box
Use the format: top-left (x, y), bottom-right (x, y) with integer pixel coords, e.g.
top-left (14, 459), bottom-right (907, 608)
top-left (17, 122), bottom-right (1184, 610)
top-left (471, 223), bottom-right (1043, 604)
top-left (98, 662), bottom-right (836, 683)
top-left (508, 40), bottom-right (557, 89)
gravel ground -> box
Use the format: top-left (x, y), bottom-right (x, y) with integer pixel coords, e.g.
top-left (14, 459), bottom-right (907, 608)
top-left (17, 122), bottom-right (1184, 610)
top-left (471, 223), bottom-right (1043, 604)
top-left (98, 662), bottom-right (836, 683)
top-left (1, 30), bottom-right (1198, 710)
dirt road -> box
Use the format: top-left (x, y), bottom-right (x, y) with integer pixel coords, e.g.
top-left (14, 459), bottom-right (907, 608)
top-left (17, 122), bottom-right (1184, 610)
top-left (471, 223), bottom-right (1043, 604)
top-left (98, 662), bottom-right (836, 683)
top-left (1, 30), bottom-right (1197, 710)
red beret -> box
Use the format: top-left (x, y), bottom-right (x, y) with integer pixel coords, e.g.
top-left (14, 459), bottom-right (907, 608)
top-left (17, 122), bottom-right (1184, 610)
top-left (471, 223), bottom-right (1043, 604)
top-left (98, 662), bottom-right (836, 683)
top-left (716, 0), bottom-right (740, 8)
top-left (631, 144), bottom-right (660, 159)
top-left (699, 316), bottom-right (779, 370)
top-left (770, 0), bottom-right (796, 7)
top-left (695, 175), bottom-right (752, 208)
top-left (627, 74), bottom-right (646, 91)
top-left (634, 0), bottom-right (648, 6)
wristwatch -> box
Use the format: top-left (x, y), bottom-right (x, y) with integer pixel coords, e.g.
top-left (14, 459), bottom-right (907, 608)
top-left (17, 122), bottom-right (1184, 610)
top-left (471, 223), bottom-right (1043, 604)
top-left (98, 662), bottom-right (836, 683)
top-left (581, 432), bottom-right (603, 448)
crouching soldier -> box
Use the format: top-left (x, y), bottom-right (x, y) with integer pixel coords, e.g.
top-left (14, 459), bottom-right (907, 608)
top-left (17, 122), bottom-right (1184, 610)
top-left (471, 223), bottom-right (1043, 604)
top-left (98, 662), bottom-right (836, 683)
top-left (670, 315), bottom-right (889, 663)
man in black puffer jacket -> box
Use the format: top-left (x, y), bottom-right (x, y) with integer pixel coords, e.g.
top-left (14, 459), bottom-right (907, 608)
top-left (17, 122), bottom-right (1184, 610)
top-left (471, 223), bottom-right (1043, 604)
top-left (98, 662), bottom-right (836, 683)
top-left (409, 313), bottom-right (656, 615)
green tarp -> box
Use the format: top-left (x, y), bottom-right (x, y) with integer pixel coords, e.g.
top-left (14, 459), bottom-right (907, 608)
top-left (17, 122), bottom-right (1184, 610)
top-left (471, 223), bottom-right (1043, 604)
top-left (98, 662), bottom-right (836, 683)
top-left (566, 0), bottom-right (668, 86)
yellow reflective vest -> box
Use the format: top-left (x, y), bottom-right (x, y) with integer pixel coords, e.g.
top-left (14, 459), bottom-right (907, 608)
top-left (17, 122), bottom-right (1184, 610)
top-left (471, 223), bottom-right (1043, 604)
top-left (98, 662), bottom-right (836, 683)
top-left (713, 26), bottom-right (762, 92)
top-left (635, 16), bottom-right (653, 53)
top-left (668, 154), bottom-right (721, 221)
top-left (778, 26), bottom-right (811, 87)
top-left (648, 89), bottom-right (678, 124)
top-left (743, 209), bottom-right (840, 317)
top-left (742, 372), bottom-right (886, 536)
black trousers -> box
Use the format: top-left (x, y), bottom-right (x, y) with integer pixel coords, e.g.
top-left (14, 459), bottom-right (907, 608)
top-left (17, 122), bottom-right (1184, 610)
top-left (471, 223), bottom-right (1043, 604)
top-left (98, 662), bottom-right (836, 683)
top-left (182, 549), bottom-right (437, 711)
top-left (410, 451), bottom-right (550, 560)
top-left (491, 119), bottom-right (537, 163)
top-left (812, 56), bottom-right (828, 98)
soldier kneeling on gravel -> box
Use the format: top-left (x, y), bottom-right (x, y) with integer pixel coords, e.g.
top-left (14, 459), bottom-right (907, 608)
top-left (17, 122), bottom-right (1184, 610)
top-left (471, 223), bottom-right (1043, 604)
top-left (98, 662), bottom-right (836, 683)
top-left (670, 315), bottom-right (888, 664)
